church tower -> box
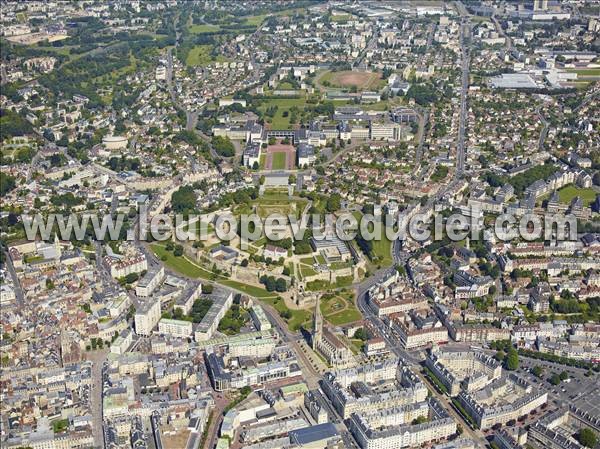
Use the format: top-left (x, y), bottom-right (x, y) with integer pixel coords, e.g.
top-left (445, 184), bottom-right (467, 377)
top-left (54, 233), bottom-right (62, 259)
top-left (311, 296), bottom-right (323, 350)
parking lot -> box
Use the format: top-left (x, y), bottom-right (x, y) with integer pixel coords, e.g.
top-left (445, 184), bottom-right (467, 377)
top-left (517, 355), bottom-right (600, 417)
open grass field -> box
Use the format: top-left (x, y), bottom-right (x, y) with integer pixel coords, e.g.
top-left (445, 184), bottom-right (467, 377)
top-left (300, 264), bottom-right (318, 278)
top-left (185, 45), bottom-right (229, 67)
top-left (271, 151), bottom-right (287, 170)
top-left (349, 338), bottom-right (366, 354)
top-left (244, 14), bottom-right (267, 26)
top-left (557, 185), bottom-right (597, 206)
top-left (352, 211), bottom-right (394, 267)
top-left (264, 143), bottom-right (295, 170)
top-left (188, 24), bottom-right (220, 33)
top-left (566, 68), bottom-right (600, 78)
top-left (258, 97), bottom-right (307, 129)
top-left (330, 13), bottom-right (353, 22)
top-left (320, 294), bottom-right (362, 326)
top-left (260, 296), bottom-right (312, 331)
top-left (320, 70), bottom-right (384, 90)
top-left (220, 280), bottom-right (278, 299)
top-left (151, 244), bottom-right (214, 279)
top-left (369, 225), bottom-right (394, 267)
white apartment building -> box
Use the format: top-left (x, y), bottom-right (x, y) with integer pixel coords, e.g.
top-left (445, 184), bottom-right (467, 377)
top-left (135, 266), bottom-right (165, 297)
top-left (105, 255), bottom-right (148, 279)
top-left (158, 318), bottom-right (193, 338)
top-left (370, 122), bottom-right (401, 140)
top-left (194, 291), bottom-right (234, 341)
top-left (134, 296), bottom-right (161, 336)
top-left (250, 304), bottom-right (272, 331)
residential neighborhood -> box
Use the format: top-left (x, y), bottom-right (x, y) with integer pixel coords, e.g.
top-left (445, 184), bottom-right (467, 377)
top-left (0, 1), bottom-right (599, 449)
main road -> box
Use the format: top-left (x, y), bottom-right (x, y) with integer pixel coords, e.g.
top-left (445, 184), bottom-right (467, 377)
top-left (456, 17), bottom-right (470, 176)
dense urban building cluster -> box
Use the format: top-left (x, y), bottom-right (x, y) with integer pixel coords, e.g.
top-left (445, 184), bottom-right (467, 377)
top-left (1, 1), bottom-right (600, 449)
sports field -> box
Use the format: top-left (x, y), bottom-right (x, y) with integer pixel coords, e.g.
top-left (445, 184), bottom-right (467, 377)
top-left (320, 70), bottom-right (384, 90)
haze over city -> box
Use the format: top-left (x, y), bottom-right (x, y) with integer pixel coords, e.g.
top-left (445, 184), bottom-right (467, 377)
top-left (1, 1), bottom-right (599, 449)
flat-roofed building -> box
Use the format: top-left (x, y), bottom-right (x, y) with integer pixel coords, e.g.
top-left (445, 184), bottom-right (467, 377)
top-left (195, 290), bottom-right (234, 341)
top-left (174, 281), bottom-right (203, 315)
top-left (370, 122), bottom-right (401, 141)
top-left (135, 265), bottom-right (165, 297)
top-left (134, 296), bottom-right (161, 336)
top-left (158, 318), bottom-right (193, 338)
top-left (250, 304), bottom-right (271, 331)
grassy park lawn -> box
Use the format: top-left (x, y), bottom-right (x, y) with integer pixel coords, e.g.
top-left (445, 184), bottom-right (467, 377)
top-left (349, 338), bottom-right (366, 354)
top-left (557, 185), bottom-right (597, 206)
top-left (151, 244), bottom-right (214, 279)
top-left (371, 230), bottom-right (393, 267)
top-left (330, 13), bottom-right (352, 22)
top-left (320, 294), bottom-right (362, 325)
top-left (52, 419), bottom-right (69, 434)
top-left (306, 275), bottom-right (355, 292)
top-left (259, 154), bottom-right (266, 169)
top-left (186, 45), bottom-right (229, 67)
top-left (353, 211), bottom-right (394, 267)
top-left (243, 14), bottom-right (267, 26)
top-left (300, 264), bottom-right (318, 277)
top-left (271, 152), bottom-right (287, 170)
top-left (327, 309), bottom-right (362, 326)
top-left (189, 24), bottom-right (220, 33)
top-left (334, 275), bottom-right (354, 288)
top-left (566, 68), bottom-right (600, 77)
top-left (221, 280), bottom-right (277, 299)
top-left (258, 97), bottom-right (306, 129)
top-left (330, 261), bottom-right (353, 270)
top-left (260, 296), bottom-right (312, 331)
top-left (152, 244), bottom-right (277, 300)
top-left (362, 101), bottom-right (391, 111)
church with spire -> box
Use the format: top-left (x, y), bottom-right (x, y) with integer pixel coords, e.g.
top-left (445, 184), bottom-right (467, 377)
top-left (310, 296), bottom-right (353, 367)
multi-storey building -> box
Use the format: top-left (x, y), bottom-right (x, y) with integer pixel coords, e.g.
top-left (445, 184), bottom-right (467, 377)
top-left (158, 318), bottom-right (193, 338)
top-left (135, 266), bottom-right (165, 297)
top-left (134, 296), bottom-right (161, 336)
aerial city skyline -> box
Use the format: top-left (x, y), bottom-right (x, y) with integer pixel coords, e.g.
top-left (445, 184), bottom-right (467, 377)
top-left (0, 1), bottom-right (599, 449)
